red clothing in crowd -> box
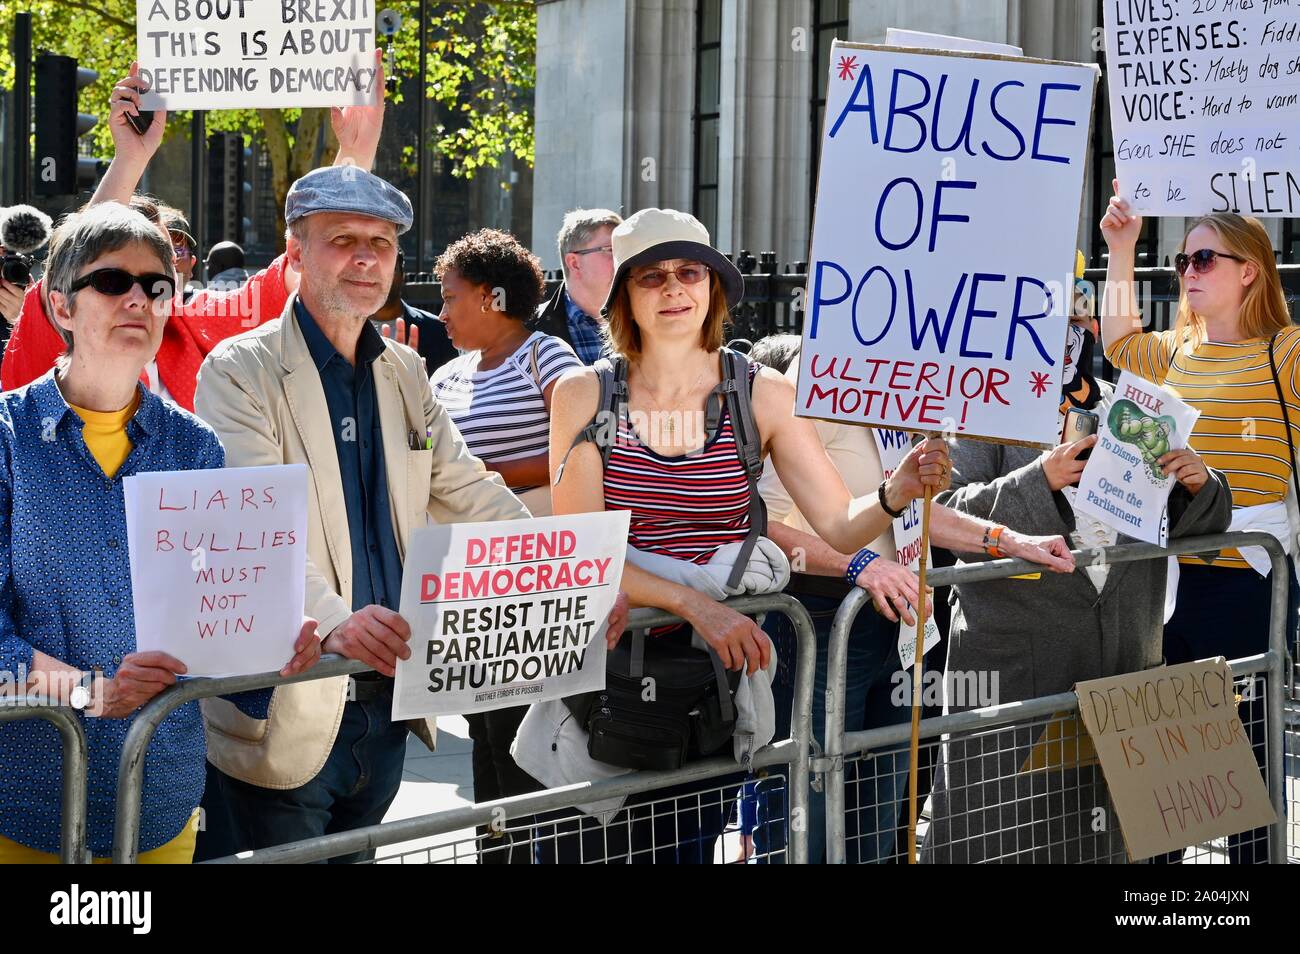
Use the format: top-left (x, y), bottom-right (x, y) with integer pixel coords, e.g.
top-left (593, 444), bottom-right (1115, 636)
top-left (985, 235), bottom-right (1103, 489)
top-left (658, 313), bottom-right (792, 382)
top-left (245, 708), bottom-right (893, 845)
top-left (1, 256), bottom-right (291, 411)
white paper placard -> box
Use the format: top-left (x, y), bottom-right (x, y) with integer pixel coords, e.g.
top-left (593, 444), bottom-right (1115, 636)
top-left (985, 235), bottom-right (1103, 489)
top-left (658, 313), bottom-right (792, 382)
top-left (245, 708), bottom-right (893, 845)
top-left (136, 0), bottom-right (378, 110)
top-left (797, 41), bottom-right (1097, 447)
top-left (1072, 371), bottom-right (1201, 546)
top-left (871, 429), bottom-right (942, 669)
top-left (392, 511), bottom-right (630, 720)
top-left (1104, 0), bottom-right (1300, 216)
top-left (124, 463), bottom-right (308, 677)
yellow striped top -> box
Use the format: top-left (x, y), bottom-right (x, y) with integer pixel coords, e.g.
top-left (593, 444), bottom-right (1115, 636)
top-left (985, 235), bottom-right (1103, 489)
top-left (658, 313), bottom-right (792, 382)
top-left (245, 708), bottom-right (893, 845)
top-left (1104, 325), bottom-right (1300, 568)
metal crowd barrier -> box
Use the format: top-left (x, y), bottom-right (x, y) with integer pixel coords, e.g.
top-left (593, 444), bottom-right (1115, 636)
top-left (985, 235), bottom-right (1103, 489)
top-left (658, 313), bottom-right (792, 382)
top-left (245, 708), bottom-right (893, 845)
top-left (113, 594), bottom-right (816, 865)
top-left (112, 655), bottom-right (371, 864)
top-left (823, 531), bottom-right (1290, 865)
top-left (0, 698), bottom-right (88, 863)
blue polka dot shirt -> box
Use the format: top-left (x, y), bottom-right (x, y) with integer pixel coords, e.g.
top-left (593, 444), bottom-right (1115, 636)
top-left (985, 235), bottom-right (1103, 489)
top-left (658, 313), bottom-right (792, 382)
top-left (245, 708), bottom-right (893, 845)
top-left (0, 372), bottom-right (239, 856)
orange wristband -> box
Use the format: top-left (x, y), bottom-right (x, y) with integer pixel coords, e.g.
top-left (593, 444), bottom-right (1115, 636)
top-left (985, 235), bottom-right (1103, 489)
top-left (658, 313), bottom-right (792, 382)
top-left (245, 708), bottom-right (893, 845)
top-left (983, 524), bottom-right (1006, 558)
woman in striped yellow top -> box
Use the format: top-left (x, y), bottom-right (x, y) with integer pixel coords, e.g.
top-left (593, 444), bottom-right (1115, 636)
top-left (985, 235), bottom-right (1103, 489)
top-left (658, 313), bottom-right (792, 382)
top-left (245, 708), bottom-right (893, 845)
top-left (1100, 180), bottom-right (1296, 864)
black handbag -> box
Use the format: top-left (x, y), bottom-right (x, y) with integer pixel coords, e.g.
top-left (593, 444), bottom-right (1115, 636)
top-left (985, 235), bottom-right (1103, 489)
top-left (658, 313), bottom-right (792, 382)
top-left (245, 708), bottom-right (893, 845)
top-left (564, 630), bottom-right (741, 772)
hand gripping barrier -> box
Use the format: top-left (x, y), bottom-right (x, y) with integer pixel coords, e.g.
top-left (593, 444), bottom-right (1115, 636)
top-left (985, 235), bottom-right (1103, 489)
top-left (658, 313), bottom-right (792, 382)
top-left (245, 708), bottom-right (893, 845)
top-left (822, 532), bottom-right (1290, 865)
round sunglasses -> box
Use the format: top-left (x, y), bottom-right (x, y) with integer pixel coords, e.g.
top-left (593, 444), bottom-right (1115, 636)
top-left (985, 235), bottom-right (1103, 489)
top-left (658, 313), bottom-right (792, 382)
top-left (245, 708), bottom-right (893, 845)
top-left (630, 263), bottom-right (710, 289)
top-left (1174, 248), bottom-right (1245, 277)
top-left (69, 268), bottom-right (176, 302)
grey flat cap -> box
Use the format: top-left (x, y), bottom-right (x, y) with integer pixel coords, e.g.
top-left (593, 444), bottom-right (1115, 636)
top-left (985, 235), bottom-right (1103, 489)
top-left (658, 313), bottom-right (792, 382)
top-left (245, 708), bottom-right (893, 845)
top-left (285, 166), bottom-right (413, 234)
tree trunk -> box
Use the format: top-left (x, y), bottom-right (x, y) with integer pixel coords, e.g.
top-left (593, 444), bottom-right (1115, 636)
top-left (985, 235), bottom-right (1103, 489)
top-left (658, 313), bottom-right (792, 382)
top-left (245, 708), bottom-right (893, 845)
top-left (257, 107), bottom-right (333, 253)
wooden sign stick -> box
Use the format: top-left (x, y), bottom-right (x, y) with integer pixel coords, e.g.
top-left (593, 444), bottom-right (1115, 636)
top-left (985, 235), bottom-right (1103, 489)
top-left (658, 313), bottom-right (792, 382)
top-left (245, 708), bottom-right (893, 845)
top-left (907, 482), bottom-right (935, 864)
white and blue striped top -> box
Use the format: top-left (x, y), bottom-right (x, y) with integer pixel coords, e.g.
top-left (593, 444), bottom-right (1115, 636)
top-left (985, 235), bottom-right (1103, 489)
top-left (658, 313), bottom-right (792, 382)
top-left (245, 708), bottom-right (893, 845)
top-left (431, 331), bottom-right (581, 487)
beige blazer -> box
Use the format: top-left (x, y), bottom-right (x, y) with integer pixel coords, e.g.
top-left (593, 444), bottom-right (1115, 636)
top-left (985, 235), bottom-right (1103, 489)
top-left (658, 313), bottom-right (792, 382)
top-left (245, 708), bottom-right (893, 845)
top-left (193, 297), bottom-right (528, 789)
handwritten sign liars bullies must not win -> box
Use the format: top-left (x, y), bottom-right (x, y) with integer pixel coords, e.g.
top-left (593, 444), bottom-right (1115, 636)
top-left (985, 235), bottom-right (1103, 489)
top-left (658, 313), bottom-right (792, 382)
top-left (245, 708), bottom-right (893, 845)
top-left (124, 464), bottom-right (309, 678)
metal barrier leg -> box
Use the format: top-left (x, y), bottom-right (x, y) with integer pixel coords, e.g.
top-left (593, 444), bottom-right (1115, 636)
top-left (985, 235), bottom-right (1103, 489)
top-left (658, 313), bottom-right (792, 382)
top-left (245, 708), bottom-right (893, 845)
top-left (776, 594), bottom-right (817, 865)
top-left (0, 702), bottom-right (88, 863)
top-left (822, 588), bottom-right (868, 865)
top-left (1265, 539), bottom-right (1289, 864)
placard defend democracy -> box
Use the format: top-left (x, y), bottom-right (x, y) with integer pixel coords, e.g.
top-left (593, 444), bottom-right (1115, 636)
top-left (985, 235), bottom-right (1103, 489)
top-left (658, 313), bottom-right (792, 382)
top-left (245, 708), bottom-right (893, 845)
top-left (797, 41), bottom-right (1097, 446)
top-left (391, 512), bottom-right (630, 720)
top-left (1105, 0), bottom-right (1300, 216)
top-left (135, 0), bottom-right (377, 110)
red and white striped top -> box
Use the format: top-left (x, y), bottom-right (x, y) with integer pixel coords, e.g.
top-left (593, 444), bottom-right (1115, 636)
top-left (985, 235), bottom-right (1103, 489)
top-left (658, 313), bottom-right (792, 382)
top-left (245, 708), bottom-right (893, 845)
top-left (603, 366), bottom-right (757, 565)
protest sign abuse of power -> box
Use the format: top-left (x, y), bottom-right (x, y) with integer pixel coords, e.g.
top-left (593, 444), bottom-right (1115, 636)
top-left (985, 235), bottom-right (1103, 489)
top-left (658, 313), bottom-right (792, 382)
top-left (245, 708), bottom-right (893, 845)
top-left (798, 41), bottom-right (1098, 447)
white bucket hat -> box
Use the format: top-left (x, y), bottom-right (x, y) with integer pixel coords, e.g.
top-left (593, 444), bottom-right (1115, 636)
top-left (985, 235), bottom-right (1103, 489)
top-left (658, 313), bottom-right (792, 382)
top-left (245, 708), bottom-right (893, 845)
top-left (600, 208), bottom-right (744, 317)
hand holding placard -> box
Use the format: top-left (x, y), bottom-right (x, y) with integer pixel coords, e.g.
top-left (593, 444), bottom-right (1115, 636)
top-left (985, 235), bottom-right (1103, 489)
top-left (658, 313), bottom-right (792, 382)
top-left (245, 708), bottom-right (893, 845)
top-left (124, 464), bottom-right (310, 678)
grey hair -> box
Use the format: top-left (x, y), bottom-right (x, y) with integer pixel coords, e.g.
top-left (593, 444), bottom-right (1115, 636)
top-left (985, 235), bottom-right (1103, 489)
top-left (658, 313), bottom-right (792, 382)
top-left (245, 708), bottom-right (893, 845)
top-left (45, 202), bottom-right (174, 356)
top-left (284, 217), bottom-right (311, 244)
top-left (749, 334), bottom-right (802, 375)
top-left (556, 208), bottom-right (622, 281)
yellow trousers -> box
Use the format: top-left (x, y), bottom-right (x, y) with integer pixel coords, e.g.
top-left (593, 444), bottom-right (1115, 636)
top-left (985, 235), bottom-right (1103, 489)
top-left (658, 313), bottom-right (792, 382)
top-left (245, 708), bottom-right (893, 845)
top-left (0, 810), bottom-right (198, 864)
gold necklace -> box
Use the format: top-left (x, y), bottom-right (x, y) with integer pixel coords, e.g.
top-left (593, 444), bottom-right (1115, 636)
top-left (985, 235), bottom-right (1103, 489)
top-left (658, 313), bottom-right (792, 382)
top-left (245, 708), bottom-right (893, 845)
top-left (637, 368), bottom-right (707, 444)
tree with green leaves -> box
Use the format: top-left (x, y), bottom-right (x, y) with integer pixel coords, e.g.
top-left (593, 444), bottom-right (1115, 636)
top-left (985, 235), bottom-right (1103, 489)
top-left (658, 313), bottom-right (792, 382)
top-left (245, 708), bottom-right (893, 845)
top-left (0, 0), bottom-right (535, 241)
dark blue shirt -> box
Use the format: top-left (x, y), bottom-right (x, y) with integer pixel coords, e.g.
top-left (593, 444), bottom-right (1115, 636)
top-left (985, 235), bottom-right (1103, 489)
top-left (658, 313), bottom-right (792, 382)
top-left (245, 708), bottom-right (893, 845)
top-left (0, 373), bottom-right (225, 856)
top-left (294, 301), bottom-right (403, 613)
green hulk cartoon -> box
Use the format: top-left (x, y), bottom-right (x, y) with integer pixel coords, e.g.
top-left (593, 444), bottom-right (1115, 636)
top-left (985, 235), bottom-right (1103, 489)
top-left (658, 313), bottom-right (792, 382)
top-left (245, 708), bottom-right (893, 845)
top-left (1108, 400), bottom-right (1176, 481)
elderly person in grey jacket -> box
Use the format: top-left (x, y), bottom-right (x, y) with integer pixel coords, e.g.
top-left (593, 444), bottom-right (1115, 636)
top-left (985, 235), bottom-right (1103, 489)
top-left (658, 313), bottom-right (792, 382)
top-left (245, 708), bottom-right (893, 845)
top-left (921, 309), bottom-right (1232, 864)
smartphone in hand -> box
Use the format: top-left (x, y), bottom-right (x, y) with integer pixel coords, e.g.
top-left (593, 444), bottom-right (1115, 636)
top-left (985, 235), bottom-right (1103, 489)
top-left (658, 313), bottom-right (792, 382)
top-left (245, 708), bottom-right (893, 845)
top-left (1063, 407), bottom-right (1099, 461)
top-left (127, 110), bottom-right (156, 136)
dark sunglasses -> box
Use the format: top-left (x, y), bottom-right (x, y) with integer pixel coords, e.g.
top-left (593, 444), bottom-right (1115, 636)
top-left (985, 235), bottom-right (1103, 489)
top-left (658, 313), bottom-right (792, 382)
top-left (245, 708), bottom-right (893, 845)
top-left (1174, 248), bottom-right (1245, 277)
top-left (70, 268), bottom-right (176, 301)
top-left (630, 263), bottom-right (710, 289)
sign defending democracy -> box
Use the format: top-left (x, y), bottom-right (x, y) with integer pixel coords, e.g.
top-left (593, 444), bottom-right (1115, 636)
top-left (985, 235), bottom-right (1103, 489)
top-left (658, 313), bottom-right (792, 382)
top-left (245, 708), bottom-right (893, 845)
top-left (136, 0), bottom-right (377, 110)
top-left (124, 464), bottom-right (308, 678)
top-left (392, 512), bottom-right (629, 720)
top-left (1104, 0), bottom-right (1300, 216)
top-left (1075, 658), bottom-right (1275, 861)
top-left (797, 41), bottom-right (1097, 447)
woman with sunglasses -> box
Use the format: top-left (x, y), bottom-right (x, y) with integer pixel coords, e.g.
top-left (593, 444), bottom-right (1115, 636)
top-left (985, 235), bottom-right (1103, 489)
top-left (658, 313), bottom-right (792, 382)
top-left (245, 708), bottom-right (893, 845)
top-left (0, 203), bottom-right (320, 864)
top-left (1101, 180), bottom-right (1298, 863)
top-left (1, 57), bottom-right (387, 412)
top-left (537, 208), bottom-right (967, 863)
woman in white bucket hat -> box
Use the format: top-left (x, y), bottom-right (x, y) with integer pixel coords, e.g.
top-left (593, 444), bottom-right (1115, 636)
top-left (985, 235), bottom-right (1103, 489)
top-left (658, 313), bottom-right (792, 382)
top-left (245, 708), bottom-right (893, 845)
top-left (524, 208), bottom-right (965, 863)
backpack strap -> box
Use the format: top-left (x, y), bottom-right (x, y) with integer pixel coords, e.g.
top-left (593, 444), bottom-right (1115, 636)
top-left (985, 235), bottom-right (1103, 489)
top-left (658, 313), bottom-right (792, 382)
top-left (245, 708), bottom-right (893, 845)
top-left (554, 356), bottom-right (625, 484)
top-left (712, 348), bottom-right (768, 591)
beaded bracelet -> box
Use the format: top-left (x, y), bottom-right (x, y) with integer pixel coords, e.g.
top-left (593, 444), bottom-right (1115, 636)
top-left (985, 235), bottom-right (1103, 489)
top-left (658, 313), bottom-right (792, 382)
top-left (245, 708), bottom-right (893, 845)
top-left (845, 547), bottom-right (880, 585)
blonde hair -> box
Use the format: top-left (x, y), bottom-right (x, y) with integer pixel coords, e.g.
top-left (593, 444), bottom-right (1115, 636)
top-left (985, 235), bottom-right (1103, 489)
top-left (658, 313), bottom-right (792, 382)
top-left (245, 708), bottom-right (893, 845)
top-left (603, 273), bottom-right (730, 359)
top-left (1174, 212), bottom-right (1290, 347)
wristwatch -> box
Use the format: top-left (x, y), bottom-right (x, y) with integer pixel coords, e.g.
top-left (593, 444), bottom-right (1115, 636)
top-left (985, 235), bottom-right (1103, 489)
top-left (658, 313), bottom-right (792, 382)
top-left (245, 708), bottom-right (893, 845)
top-left (69, 670), bottom-right (97, 713)
top-left (878, 479), bottom-right (906, 519)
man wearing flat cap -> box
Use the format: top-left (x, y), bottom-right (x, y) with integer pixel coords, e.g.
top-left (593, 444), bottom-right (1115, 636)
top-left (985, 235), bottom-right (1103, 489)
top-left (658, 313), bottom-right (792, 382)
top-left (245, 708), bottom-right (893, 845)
top-left (192, 167), bottom-right (626, 861)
